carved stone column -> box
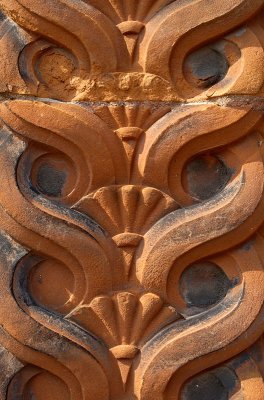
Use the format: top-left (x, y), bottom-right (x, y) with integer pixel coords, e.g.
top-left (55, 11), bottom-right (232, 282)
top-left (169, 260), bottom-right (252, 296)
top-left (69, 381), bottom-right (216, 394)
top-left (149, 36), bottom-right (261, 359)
top-left (0, 1), bottom-right (264, 399)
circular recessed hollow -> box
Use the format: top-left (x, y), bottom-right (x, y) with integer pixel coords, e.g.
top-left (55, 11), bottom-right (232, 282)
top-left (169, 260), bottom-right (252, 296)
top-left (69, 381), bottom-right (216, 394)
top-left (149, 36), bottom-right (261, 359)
top-left (184, 47), bottom-right (228, 89)
top-left (31, 152), bottom-right (76, 199)
top-left (180, 262), bottom-right (231, 308)
top-left (36, 163), bottom-right (66, 197)
top-left (181, 372), bottom-right (228, 400)
top-left (28, 259), bottom-right (74, 310)
top-left (24, 372), bottom-right (70, 400)
top-left (36, 47), bottom-right (76, 86)
top-left (182, 154), bottom-right (231, 201)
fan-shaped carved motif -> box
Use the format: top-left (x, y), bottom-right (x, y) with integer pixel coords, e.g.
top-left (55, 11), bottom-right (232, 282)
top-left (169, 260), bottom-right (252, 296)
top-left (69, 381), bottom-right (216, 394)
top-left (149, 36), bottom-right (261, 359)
top-left (0, 1), bottom-right (264, 399)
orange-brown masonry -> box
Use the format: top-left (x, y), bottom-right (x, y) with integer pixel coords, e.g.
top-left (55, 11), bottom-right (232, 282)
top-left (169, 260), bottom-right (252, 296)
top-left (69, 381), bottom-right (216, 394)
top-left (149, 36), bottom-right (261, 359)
top-left (0, 1), bottom-right (264, 399)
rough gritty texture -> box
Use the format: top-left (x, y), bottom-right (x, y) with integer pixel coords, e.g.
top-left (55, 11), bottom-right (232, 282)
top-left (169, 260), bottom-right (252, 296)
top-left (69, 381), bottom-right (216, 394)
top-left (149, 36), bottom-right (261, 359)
top-left (0, 1), bottom-right (264, 399)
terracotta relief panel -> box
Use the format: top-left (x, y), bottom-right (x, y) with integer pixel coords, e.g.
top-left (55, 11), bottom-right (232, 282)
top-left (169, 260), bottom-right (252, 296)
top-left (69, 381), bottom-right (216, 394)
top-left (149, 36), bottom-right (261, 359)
top-left (0, 1), bottom-right (264, 399)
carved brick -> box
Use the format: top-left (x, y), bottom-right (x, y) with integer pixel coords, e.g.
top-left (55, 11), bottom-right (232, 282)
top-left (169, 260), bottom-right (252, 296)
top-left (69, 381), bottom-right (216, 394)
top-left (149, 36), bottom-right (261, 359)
top-left (0, 1), bottom-right (264, 399)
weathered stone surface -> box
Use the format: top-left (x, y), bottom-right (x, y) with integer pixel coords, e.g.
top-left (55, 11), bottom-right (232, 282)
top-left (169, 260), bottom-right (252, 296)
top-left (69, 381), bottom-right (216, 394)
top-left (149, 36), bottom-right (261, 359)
top-left (0, 1), bottom-right (264, 399)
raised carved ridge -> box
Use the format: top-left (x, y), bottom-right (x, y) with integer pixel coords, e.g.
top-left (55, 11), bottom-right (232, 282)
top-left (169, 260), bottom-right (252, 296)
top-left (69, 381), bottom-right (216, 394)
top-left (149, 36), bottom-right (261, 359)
top-left (0, 1), bottom-right (264, 399)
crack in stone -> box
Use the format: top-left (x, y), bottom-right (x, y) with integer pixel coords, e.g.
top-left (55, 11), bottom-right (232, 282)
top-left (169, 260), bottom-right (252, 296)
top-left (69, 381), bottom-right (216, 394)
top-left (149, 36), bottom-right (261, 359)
top-left (1, 93), bottom-right (264, 111)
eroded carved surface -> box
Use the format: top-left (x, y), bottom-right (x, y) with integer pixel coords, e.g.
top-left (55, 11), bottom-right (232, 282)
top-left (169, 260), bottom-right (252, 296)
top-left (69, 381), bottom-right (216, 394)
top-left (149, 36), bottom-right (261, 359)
top-left (0, 1), bottom-right (264, 399)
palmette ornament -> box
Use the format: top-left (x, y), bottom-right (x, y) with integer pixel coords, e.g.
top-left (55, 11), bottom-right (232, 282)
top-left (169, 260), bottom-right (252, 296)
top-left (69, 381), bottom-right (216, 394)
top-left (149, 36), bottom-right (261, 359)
top-left (0, 1), bottom-right (264, 400)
